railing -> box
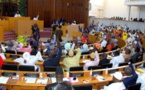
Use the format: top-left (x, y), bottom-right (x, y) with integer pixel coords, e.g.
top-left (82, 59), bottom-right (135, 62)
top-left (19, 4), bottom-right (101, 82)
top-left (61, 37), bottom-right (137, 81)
top-left (125, 0), bottom-right (145, 5)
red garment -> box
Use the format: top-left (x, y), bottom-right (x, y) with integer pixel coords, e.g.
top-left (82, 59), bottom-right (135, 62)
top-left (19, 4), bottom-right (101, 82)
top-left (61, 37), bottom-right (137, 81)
top-left (0, 56), bottom-right (3, 68)
top-left (81, 36), bottom-right (88, 44)
top-left (107, 44), bottom-right (113, 51)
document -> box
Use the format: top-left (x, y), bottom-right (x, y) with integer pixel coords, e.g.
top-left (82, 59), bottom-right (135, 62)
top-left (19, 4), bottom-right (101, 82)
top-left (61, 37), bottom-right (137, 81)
top-left (69, 77), bottom-right (79, 83)
top-left (96, 75), bottom-right (106, 81)
top-left (26, 77), bottom-right (36, 83)
top-left (36, 78), bottom-right (48, 84)
top-left (83, 60), bottom-right (90, 63)
top-left (51, 77), bottom-right (56, 83)
top-left (0, 77), bottom-right (9, 84)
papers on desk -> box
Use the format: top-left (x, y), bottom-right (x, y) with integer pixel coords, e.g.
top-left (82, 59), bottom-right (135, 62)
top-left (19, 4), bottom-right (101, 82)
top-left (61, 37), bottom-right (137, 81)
top-left (51, 77), bottom-right (56, 83)
top-left (95, 75), bottom-right (105, 81)
top-left (69, 77), bottom-right (79, 83)
top-left (25, 77), bottom-right (36, 83)
top-left (36, 78), bottom-right (48, 84)
top-left (137, 68), bottom-right (145, 73)
top-left (63, 78), bottom-right (69, 81)
top-left (83, 60), bottom-right (90, 63)
top-left (0, 77), bottom-right (9, 84)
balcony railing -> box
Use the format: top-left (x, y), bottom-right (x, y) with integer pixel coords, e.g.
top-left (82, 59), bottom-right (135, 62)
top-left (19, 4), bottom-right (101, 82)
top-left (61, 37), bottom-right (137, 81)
top-left (125, 0), bottom-right (145, 5)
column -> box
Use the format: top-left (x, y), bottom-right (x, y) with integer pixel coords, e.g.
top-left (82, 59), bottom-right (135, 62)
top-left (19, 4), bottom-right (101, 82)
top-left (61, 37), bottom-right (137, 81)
top-left (137, 6), bottom-right (141, 19)
top-left (127, 6), bottom-right (131, 20)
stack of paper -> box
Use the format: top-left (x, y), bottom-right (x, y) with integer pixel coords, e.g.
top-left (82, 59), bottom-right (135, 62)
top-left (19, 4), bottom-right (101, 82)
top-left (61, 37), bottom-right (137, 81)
top-left (69, 77), bottom-right (79, 83)
top-left (25, 77), bottom-right (36, 83)
top-left (36, 78), bottom-right (48, 84)
top-left (83, 60), bottom-right (90, 63)
top-left (51, 78), bottom-right (56, 83)
top-left (96, 75), bottom-right (105, 81)
top-left (0, 77), bottom-right (9, 84)
top-left (63, 78), bottom-right (69, 81)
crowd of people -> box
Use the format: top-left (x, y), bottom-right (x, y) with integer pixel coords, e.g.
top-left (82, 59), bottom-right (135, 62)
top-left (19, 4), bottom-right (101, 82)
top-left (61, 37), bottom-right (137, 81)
top-left (0, 20), bottom-right (145, 90)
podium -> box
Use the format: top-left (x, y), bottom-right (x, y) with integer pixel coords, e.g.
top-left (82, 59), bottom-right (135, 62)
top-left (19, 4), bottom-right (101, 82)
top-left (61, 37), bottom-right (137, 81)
top-left (0, 20), bottom-right (9, 31)
top-left (0, 26), bottom-right (4, 41)
top-left (15, 20), bottom-right (44, 36)
top-left (62, 24), bottom-right (84, 38)
top-left (7, 17), bottom-right (31, 30)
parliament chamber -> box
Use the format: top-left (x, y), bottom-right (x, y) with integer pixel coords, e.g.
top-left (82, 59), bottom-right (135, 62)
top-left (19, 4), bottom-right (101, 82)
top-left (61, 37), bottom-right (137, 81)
top-left (0, 0), bottom-right (145, 90)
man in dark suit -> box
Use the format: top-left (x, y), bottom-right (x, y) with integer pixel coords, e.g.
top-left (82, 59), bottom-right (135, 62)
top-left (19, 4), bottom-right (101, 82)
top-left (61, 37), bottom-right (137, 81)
top-left (122, 62), bottom-right (138, 88)
top-left (55, 26), bottom-right (63, 42)
top-left (131, 47), bottom-right (140, 63)
top-left (43, 40), bottom-right (62, 67)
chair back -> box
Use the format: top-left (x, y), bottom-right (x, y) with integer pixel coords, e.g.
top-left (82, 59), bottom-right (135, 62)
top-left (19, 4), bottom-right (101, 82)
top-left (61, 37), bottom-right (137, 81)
top-left (19, 65), bottom-right (35, 71)
top-left (88, 66), bottom-right (102, 70)
top-left (101, 63), bottom-right (112, 68)
top-left (119, 62), bottom-right (128, 66)
top-left (2, 64), bottom-right (17, 70)
top-left (73, 84), bottom-right (92, 90)
top-left (127, 83), bottom-right (141, 90)
top-left (70, 66), bottom-right (83, 71)
top-left (44, 66), bottom-right (57, 72)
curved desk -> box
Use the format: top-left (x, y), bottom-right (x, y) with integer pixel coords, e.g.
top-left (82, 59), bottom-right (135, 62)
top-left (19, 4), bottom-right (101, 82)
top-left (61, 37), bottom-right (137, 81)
top-left (0, 61), bottom-right (144, 90)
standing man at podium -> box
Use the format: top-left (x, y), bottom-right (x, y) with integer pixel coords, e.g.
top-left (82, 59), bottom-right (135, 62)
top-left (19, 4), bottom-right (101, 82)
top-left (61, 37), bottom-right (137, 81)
top-left (31, 23), bottom-right (40, 45)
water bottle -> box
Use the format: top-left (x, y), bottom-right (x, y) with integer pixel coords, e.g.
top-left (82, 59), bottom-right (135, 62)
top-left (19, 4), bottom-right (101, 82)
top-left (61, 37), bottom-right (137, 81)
top-left (16, 70), bottom-right (19, 79)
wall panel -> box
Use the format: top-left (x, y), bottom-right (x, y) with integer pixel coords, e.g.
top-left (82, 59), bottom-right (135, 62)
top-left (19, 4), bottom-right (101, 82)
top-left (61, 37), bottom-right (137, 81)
top-left (27, 0), bottom-right (89, 27)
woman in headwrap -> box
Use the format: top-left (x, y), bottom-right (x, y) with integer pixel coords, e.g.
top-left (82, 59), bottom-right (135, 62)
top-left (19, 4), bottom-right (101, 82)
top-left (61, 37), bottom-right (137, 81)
top-left (14, 51), bottom-right (43, 71)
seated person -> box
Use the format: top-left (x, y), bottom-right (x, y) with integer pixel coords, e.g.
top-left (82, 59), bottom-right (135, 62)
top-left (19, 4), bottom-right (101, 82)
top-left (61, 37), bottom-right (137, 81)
top-left (17, 43), bottom-right (32, 53)
top-left (7, 40), bottom-right (14, 51)
top-left (14, 51), bottom-right (43, 71)
top-left (94, 43), bottom-right (101, 51)
top-left (0, 56), bottom-right (3, 68)
top-left (14, 10), bottom-right (21, 17)
top-left (17, 35), bottom-right (27, 46)
top-left (122, 49), bottom-right (131, 62)
top-left (45, 67), bottom-right (73, 90)
top-left (63, 41), bottom-right (75, 54)
top-left (43, 40), bottom-right (62, 67)
top-left (106, 40), bottom-right (114, 51)
top-left (110, 50), bottom-right (125, 68)
top-left (103, 72), bottom-right (125, 90)
top-left (60, 30), bottom-right (69, 46)
top-left (83, 51), bottom-right (100, 70)
top-left (81, 42), bottom-right (89, 53)
top-left (81, 34), bottom-right (89, 44)
top-left (122, 63), bottom-right (138, 88)
top-left (136, 73), bottom-right (145, 90)
top-left (122, 31), bottom-right (128, 40)
top-left (100, 38), bottom-right (107, 48)
top-left (63, 47), bottom-right (81, 71)
top-left (131, 47), bottom-right (140, 63)
top-left (0, 43), bottom-right (6, 53)
top-left (30, 46), bottom-right (38, 55)
top-left (99, 53), bottom-right (110, 65)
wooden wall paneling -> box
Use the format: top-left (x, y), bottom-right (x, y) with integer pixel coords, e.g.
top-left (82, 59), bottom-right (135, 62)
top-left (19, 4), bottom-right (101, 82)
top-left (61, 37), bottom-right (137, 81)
top-left (27, 0), bottom-right (53, 27)
top-left (27, 0), bottom-right (89, 27)
top-left (55, 0), bottom-right (62, 20)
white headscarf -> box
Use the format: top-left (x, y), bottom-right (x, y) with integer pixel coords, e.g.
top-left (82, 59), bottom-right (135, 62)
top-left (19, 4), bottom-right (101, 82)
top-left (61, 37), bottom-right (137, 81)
top-left (23, 52), bottom-right (30, 61)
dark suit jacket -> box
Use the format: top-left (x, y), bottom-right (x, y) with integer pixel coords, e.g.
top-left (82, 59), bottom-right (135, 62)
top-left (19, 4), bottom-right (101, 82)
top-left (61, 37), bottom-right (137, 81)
top-left (122, 64), bottom-right (138, 88)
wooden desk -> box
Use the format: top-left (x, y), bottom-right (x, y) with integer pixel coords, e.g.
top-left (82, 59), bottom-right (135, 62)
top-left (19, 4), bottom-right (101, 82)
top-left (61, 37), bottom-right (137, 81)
top-left (7, 17), bottom-right (30, 31)
top-left (0, 26), bottom-right (4, 41)
top-left (15, 20), bottom-right (44, 36)
top-left (0, 61), bottom-right (144, 90)
top-left (62, 24), bottom-right (84, 38)
top-left (0, 20), bottom-right (9, 31)
top-left (0, 70), bottom-right (112, 90)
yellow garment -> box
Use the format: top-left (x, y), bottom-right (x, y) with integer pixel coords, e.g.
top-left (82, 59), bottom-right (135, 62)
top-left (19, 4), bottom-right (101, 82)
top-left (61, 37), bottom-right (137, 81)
top-left (122, 32), bottom-right (128, 40)
top-left (63, 48), bottom-right (81, 71)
